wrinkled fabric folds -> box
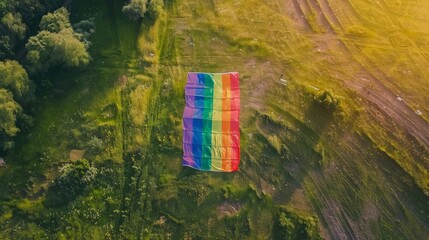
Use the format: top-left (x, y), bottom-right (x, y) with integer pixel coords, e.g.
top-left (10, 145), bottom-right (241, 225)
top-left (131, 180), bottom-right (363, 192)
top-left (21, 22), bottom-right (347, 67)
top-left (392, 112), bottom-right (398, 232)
top-left (182, 72), bottom-right (240, 172)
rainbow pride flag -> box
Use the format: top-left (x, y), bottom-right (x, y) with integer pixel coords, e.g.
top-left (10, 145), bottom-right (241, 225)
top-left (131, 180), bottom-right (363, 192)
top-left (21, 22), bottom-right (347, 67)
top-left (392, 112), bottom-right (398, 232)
top-left (183, 72), bottom-right (240, 172)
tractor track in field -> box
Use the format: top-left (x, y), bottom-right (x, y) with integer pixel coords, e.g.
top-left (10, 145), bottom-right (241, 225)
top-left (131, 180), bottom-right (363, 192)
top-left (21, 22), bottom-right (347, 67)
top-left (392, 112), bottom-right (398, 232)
top-left (308, 128), bottom-right (429, 239)
top-left (287, 0), bottom-right (429, 150)
top-left (317, 0), bottom-right (343, 30)
top-left (283, 0), bottom-right (429, 238)
top-left (305, 0), bottom-right (335, 33)
top-left (287, 0), bottom-right (312, 30)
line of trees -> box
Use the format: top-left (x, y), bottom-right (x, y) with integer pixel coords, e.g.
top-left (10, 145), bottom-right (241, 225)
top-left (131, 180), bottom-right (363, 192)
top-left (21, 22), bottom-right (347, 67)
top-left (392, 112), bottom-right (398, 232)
top-left (0, 1), bottom-right (93, 151)
top-left (0, 0), bottom-right (167, 151)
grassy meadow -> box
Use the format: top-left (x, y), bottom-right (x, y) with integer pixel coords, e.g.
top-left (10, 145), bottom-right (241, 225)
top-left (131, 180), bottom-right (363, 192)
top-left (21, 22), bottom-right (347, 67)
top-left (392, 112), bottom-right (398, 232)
top-left (0, 0), bottom-right (428, 239)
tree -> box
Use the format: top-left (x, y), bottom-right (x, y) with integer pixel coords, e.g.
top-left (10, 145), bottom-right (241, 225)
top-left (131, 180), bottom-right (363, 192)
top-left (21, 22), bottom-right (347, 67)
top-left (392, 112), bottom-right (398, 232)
top-left (38, 0), bottom-right (64, 13)
top-left (122, 0), bottom-right (164, 20)
top-left (10, 0), bottom-right (42, 19)
top-left (122, 0), bottom-right (148, 20)
top-left (73, 17), bottom-right (95, 49)
top-left (39, 7), bottom-right (71, 33)
top-left (0, 0), bottom-right (64, 59)
top-left (25, 8), bottom-right (91, 74)
top-left (1, 12), bottom-right (27, 40)
top-left (0, 60), bottom-right (31, 101)
top-left (278, 212), bottom-right (295, 239)
top-left (147, 0), bottom-right (164, 19)
top-left (26, 29), bottom-right (90, 73)
top-left (0, 88), bottom-right (22, 137)
top-left (0, 12), bottom-right (27, 58)
top-left (0, 36), bottom-right (13, 58)
top-left (0, 0), bottom-right (63, 34)
top-left (0, 1), bottom-right (15, 15)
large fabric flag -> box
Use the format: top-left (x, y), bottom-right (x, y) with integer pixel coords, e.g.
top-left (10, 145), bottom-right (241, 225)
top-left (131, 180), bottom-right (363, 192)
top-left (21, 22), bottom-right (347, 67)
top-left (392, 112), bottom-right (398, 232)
top-left (183, 72), bottom-right (240, 172)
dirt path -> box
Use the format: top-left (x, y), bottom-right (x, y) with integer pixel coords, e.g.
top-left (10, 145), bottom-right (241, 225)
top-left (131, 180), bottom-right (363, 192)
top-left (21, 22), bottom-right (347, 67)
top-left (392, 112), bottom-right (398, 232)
top-left (317, 0), bottom-right (343, 30)
top-left (287, 0), bottom-right (312, 30)
top-left (305, 0), bottom-right (335, 33)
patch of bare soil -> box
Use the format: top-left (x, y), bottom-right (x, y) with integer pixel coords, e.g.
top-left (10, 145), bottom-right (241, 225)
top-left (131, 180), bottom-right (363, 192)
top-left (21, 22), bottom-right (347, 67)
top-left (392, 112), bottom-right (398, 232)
top-left (69, 149), bottom-right (85, 162)
top-left (118, 75), bottom-right (128, 87)
top-left (317, 0), bottom-right (343, 30)
top-left (260, 179), bottom-right (276, 196)
top-left (285, 0), bottom-right (312, 31)
top-left (305, 0), bottom-right (335, 33)
top-left (241, 58), bottom-right (281, 113)
top-left (217, 202), bottom-right (242, 218)
top-left (288, 188), bottom-right (312, 212)
top-left (362, 201), bottom-right (379, 221)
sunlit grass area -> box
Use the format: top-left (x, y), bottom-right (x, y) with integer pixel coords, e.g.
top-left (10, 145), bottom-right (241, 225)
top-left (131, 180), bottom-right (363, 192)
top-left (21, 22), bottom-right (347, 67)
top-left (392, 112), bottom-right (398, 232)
top-left (0, 0), bottom-right (428, 239)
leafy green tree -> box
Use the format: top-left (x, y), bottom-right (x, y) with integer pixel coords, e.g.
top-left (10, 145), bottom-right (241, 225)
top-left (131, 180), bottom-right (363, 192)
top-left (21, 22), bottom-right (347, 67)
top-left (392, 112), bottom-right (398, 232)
top-left (0, 12), bottom-right (27, 58)
top-left (0, 60), bottom-right (31, 101)
top-left (278, 212), bottom-right (295, 239)
top-left (39, 7), bottom-right (71, 33)
top-left (73, 17), bottom-right (95, 49)
top-left (0, 88), bottom-right (22, 137)
top-left (38, 0), bottom-right (64, 13)
top-left (0, 0), bottom-right (61, 59)
top-left (3, 1), bottom-right (42, 35)
top-left (123, 0), bottom-right (164, 20)
top-left (25, 8), bottom-right (91, 74)
top-left (1, 12), bottom-right (27, 40)
top-left (26, 29), bottom-right (90, 74)
top-left (0, 35), bottom-right (13, 58)
top-left (0, 1), bottom-right (14, 15)
top-left (122, 0), bottom-right (148, 20)
top-left (0, 0), bottom-right (63, 33)
top-left (147, 0), bottom-right (164, 19)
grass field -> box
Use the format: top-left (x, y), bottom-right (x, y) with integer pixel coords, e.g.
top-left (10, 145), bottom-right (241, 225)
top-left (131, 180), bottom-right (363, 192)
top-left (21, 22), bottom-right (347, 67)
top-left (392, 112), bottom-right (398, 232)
top-left (0, 0), bottom-right (428, 239)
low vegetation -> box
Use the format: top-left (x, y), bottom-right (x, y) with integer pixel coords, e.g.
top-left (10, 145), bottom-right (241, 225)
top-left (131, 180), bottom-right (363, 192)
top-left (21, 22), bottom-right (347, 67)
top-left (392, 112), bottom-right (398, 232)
top-left (275, 208), bottom-right (322, 240)
top-left (313, 89), bottom-right (342, 112)
top-left (45, 159), bottom-right (97, 206)
top-left (122, 0), bottom-right (164, 20)
top-left (0, 0), bottom-right (428, 239)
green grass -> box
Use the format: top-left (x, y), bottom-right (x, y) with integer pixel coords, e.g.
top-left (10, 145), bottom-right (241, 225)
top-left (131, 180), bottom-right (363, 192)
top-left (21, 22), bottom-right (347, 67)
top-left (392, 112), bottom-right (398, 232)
top-left (1, 0), bottom-right (428, 239)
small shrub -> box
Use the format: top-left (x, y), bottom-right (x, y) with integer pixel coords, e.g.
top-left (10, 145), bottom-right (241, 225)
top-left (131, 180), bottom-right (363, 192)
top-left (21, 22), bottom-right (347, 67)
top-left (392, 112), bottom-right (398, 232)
top-left (123, 0), bottom-right (164, 20)
top-left (87, 136), bottom-right (104, 155)
top-left (313, 89), bottom-right (342, 111)
top-left (278, 212), bottom-right (295, 239)
top-left (122, 0), bottom-right (148, 20)
top-left (15, 198), bottom-right (44, 219)
top-left (73, 17), bottom-right (95, 48)
top-left (45, 159), bottom-right (97, 206)
top-left (274, 208), bottom-right (323, 240)
top-left (147, 0), bottom-right (164, 19)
